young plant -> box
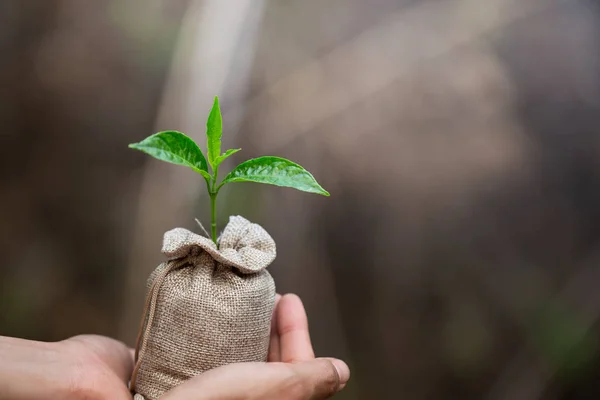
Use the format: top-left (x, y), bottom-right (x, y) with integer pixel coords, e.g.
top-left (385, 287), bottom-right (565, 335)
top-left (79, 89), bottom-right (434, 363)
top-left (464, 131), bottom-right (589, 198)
top-left (129, 96), bottom-right (329, 245)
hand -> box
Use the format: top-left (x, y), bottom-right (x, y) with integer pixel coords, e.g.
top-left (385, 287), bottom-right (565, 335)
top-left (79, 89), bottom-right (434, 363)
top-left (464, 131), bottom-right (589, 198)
top-left (0, 334), bottom-right (134, 400)
top-left (57, 335), bottom-right (135, 399)
top-left (0, 293), bottom-right (349, 400)
top-left (162, 294), bottom-right (350, 400)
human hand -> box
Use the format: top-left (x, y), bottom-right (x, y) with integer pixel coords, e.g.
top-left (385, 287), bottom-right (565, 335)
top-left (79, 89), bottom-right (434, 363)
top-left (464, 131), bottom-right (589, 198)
top-left (162, 293), bottom-right (350, 400)
top-left (0, 334), bottom-right (134, 400)
top-left (58, 334), bottom-right (135, 399)
top-left (0, 294), bottom-right (349, 400)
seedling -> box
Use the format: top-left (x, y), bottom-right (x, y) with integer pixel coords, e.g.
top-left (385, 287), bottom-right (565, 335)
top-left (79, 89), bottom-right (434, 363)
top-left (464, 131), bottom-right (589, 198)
top-left (129, 96), bottom-right (329, 245)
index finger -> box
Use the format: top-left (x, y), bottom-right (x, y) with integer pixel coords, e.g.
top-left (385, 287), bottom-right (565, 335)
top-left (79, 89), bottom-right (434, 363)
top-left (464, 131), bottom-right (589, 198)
top-left (268, 293), bottom-right (282, 362)
top-left (277, 294), bottom-right (315, 362)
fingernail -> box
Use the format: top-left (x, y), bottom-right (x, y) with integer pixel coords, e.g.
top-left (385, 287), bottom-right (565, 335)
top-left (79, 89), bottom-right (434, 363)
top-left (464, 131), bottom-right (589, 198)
top-left (331, 359), bottom-right (350, 389)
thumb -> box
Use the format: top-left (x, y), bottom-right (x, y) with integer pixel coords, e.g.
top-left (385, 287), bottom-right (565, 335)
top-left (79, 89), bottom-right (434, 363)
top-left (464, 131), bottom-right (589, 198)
top-left (290, 358), bottom-right (350, 399)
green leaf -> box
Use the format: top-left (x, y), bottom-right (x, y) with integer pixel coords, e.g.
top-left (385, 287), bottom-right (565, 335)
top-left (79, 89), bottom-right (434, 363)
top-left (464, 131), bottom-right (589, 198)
top-left (128, 130), bottom-right (209, 176)
top-left (221, 156), bottom-right (329, 196)
top-left (206, 96), bottom-right (222, 169)
top-left (214, 148), bottom-right (241, 167)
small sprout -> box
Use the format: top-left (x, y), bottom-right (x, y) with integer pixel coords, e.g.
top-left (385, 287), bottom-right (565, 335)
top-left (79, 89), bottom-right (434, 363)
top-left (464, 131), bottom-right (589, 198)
top-left (129, 96), bottom-right (329, 245)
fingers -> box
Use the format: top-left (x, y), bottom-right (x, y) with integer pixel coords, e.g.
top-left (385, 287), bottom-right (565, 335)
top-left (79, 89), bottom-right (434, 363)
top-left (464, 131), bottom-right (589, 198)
top-left (162, 359), bottom-right (350, 400)
top-left (278, 294), bottom-right (315, 362)
top-left (290, 358), bottom-right (351, 399)
top-left (268, 293), bottom-right (283, 362)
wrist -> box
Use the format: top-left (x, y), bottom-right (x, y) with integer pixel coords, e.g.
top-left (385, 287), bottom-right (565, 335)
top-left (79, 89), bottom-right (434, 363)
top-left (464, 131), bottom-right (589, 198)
top-left (0, 336), bottom-right (72, 399)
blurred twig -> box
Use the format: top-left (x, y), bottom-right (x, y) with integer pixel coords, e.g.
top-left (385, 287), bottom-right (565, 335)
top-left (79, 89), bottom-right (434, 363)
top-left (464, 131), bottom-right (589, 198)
top-left (118, 0), bottom-right (267, 344)
top-left (232, 0), bottom-right (560, 154)
top-left (485, 248), bottom-right (600, 400)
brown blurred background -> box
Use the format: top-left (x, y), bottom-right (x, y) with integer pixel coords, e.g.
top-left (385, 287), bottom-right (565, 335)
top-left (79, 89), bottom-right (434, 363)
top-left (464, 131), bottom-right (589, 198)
top-left (2, 0), bottom-right (600, 399)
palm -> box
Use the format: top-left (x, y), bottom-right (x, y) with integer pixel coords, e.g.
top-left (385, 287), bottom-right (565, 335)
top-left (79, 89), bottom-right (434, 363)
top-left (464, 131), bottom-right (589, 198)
top-left (59, 335), bottom-right (134, 400)
top-left (57, 294), bottom-right (346, 400)
top-left (59, 295), bottom-right (298, 400)
top-left (58, 294), bottom-right (300, 400)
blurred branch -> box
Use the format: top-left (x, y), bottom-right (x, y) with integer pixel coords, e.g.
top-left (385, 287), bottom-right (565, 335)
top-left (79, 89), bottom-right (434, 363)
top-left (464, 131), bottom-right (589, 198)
top-left (232, 0), bottom-right (559, 154)
top-left (484, 249), bottom-right (600, 400)
top-left (118, 0), bottom-right (267, 344)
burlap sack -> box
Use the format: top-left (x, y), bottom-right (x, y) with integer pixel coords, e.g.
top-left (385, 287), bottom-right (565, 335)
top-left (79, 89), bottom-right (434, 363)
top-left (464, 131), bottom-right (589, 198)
top-left (130, 215), bottom-right (276, 400)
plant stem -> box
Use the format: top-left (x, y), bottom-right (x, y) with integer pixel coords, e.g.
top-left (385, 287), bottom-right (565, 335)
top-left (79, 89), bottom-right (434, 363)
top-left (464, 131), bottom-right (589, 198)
top-left (210, 192), bottom-right (217, 245)
top-left (209, 165), bottom-right (219, 246)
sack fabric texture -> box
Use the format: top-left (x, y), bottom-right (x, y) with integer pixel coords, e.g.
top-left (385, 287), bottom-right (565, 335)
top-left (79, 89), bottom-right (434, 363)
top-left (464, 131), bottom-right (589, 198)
top-left (131, 215), bottom-right (276, 400)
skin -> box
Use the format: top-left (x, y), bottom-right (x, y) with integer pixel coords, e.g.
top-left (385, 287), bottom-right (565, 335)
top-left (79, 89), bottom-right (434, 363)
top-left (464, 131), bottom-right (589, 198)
top-left (0, 294), bottom-right (350, 400)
